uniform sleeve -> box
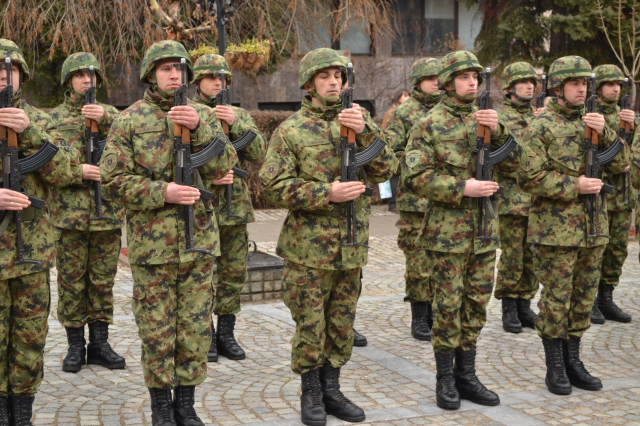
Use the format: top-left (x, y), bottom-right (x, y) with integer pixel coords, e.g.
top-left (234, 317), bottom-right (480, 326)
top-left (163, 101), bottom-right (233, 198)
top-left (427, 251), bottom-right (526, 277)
top-left (97, 105), bottom-right (120, 140)
top-left (491, 121), bottom-right (524, 176)
top-left (630, 127), bottom-right (640, 189)
top-left (359, 114), bottom-right (398, 183)
top-left (383, 110), bottom-right (408, 159)
top-left (229, 109), bottom-right (266, 163)
top-left (196, 108), bottom-right (238, 181)
top-left (600, 125), bottom-right (629, 175)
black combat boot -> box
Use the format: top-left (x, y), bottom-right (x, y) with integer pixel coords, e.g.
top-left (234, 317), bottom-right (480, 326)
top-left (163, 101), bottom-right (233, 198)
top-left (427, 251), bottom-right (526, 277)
top-left (426, 302), bottom-right (434, 330)
top-left (515, 299), bottom-right (537, 329)
top-left (352, 329), bottom-right (367, 347)
top-left (62, 326), bottom-right (86, 373)
top-left (0, 397), bottom-right (9, 426)
top-left (217, 315), bottom-right (246, 360)
top-left (434, 351), bottom-right (460, 409)
top-left (300, 369), bottom-right (326, 426)
top-left (541, 339), bottom-right (572, 395)
top-left (590, 303), bottom-right (605, 324)
top-left (598, 284), bottom-right (632, 323)
top-left (320, 364), bottom-right (365, 423)
top-left (87, 321), bottom-right (126, 369)
top-left (173, 386), bottom-right (205, 426)
top-left (207, 320), bottom-right (218, 362)
top-left (501, 298), bottom-right (522, 333)
top-left (563, 338), bottom-right (602, 390)
top-left (410, 302), bottom-right (431, 341)
top-left (149, 388), bottom-right (177, 426)
top-left (454, 350), bottom-right (500, 406)
top-left (9, 395), bottom-right (34, 426)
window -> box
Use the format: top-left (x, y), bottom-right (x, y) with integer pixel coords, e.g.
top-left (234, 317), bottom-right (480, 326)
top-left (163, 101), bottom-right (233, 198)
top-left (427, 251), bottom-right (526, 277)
top-left (258, 102), bottom-right (301, 111)
top-left (340, 19), bottom-right (372, 55)
top-left (392, 0), bottom-right (458, 55)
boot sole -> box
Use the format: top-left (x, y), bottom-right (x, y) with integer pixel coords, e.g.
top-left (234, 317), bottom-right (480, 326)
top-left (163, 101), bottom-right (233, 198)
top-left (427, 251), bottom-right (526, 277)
top-left (353, 341), bottom-right (367, 347)
top-left (590, 317), bottom-right (605, 324)
top-left (601, 315), bottom-right (631, 323)
top-left (62, 364), bottom-right (83, 373)
top-left (326, 411), bottom-right (365, 423)
top-left (436, 398), bottom-right (460, 410)
top-left (87, 358), bottom-right (126, 369)
top-left (301, 416), bottom-right (327, 426)
top-left (411, 332), bottom-right (431, 341)
top-left (218, 352), bottom-right (246, 361)
top-left (458, 393), bottom-right (500, 406)
top-left (569, 381), bottom-right (603, 391)
top-left (207, 355), bottom-right (218, 362)
top-left (503, 326), bottom-right (522, 334)
top-left (545, 378), bottom-right (572, 395)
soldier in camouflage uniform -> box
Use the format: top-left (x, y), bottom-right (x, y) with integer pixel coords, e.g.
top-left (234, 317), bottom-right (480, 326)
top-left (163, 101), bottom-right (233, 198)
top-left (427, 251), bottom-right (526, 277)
top-left (48, 53), bottom-right (127, 374)
top-left (404, 51), bottom-right (524, 410)
top-left (384, 57), bottom-right (440, 341)
top-left (495, 62), bottom-right (540, 333)
top-left (0, 39), bottom-right (83, 426)
top-left (590, 64), bottom-right (635, 324)
top-left (260, 48), bottom-right (397, 426)
top-left (190, 54), bottom-right (267, 362)
top-left (519, 56), bottom-right (628, 395)
top-left (100, 40), bottom-right (237, 426)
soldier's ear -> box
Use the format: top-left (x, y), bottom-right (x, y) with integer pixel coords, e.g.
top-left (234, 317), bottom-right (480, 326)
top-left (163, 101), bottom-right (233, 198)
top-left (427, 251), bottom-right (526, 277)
top-left (553, 87), bottom-right (561, 97)
top-left (303, 82), bottom-right (313, 93)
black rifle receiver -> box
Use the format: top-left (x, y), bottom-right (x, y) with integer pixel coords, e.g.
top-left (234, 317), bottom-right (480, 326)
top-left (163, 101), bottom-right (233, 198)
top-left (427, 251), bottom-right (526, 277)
top-left (536, 74), bottom-right (547, 109)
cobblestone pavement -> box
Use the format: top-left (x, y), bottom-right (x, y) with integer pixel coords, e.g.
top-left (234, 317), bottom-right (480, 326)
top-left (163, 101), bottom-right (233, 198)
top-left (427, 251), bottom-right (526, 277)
top-left (34, 208), bottom-right (640, 425)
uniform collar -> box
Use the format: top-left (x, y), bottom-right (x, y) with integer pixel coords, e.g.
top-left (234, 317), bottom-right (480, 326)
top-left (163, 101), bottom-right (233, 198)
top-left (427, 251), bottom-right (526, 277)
top-left (547, 97), bottom-right (584, 121)
top-left (144, 88), bottom-right (175, 112)
top-left (502, 96), bottom-right (534, 114)
top-left (440, 92), bottom-right (475, 117)
top-left (10, 88), bottom-right (22, 108)
top-left (63, 91), bottom-right (86, 112)
top-left (193, 93), bottom-right (214, 108)
top-left (411, 87), bottom-right (440, 109)
top-left (596, 98), bottom-right (618, 115)
top-left (301, 96), bottom-right (341, 120)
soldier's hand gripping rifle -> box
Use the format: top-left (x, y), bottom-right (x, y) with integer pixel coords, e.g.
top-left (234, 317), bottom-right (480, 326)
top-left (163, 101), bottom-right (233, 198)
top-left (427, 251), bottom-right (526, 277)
top-left (536, 74), bottom-right (547, 109)
top-left (475, 68), bottom-right (517, 242)
top-left (340, 63), bottom-right (386, 247)
top-left (172, 58), bottom-right (226, 254)
top-left (618, 78), bottom-right (633, 205)
top-left (0, 57), bottom-right (59, 265)
top-left (83, 65), bottom-right (115, 221)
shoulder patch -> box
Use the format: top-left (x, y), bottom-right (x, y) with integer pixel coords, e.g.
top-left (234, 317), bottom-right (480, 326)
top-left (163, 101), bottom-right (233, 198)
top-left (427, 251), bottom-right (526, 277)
top-left (102, 153), bottom-right (118, 173)
top-left (405, 150), bottom-right (422, 169)
top-left (263, 162), bottom-right (279, 179)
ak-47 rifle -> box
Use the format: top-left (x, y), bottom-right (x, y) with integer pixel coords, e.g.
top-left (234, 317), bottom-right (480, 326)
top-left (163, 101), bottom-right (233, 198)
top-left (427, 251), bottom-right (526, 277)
top-left (0, 57), bottom-right (59, 264)
top-left (340, 63), bottom-right (387, 247)
top-left (618, 78), bottom-right (633, 205)
top-left (475, 67), bottom-right (518, 242)
top-left (83, 65), bottom-right (114, 221)
top-left (172, 58), bottom-right (226, 254)
top-left (536, 74), bottom-right (547, 109)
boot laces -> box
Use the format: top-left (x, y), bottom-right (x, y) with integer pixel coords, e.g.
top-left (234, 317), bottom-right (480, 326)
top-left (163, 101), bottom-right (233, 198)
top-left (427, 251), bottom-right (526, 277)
top-left (325, 370), bottom-right (352, 405)
top-left (567, 342), bottom-right (591, 376)
top-left (303, 373), bottom-right (323, 407)
top-left (440, 374), bottom-right (457, 393)
top-left (177, 389), bottom-right (200, 420)
top-left (13, 398), bottom-right (32, 423)
top-left (549, 345), bottom-right (567, 377)
top-left (154, 392), bottom-right (174, 421)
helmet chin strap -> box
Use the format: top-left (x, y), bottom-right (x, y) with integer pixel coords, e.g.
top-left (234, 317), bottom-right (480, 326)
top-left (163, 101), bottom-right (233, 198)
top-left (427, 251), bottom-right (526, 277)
top-left (150, 74), bottom-right (176, 100)
top-left (448, 85), bottom-right (475, 103)
top-left (509, 84), bottom-right (533, 103)
top-left (310, 81), bottom-right (340, 107)
top-left (559, 84), bottom-right (583, 110)
top-left (196, 86), bottom-right (217, 106)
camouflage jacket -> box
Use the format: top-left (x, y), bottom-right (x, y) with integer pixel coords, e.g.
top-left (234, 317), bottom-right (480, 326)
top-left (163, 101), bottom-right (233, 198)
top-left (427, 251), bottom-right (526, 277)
top-left (100, 89), bottom-right (237, 265)
top-left (496, 97), bottom-right (535, 216)
top-left (192, 95), bottom-right (266, 225)
top-left (0, 96), bottom-right (82, 280)
top-left (403, 93), bottom-right (524, 254)
top-left (596, 99), bottom-right (637, 210)
top-left (48, 92), bottom-right (126, 231)
top-left (260, 97), bottom-right (398, 270)
top-left (384, 88), bottom-right (440, 212)
top-left (519, 98), bottom-right (629, 248)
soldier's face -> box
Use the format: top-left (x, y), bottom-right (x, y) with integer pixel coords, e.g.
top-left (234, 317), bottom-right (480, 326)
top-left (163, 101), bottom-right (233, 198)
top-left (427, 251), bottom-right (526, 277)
top-left (151, 60), bottom-right (182, 92)
top-left (307, 67), bottom-right (342, 99)
top-left (199, 75), bottom-right (223, 98)
top-left (0, 63), bottom-right (20, 94)
top-left (70, 71), bottom-right (92, 97)
top-left (556, 78), bottom-right (587, 105)
top-left (449, 71), bottom-right (478, 97)
top-left (600, 82), bottom-right (620, 101)
top-left (419, 76), bottom-right (439, 94)
top-left (510, 79), bottom-right (535, 100)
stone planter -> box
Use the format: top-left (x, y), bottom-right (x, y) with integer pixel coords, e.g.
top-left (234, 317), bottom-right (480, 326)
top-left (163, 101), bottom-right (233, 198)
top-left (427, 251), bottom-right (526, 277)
top-left (213, 251), bottom-right (284, 303)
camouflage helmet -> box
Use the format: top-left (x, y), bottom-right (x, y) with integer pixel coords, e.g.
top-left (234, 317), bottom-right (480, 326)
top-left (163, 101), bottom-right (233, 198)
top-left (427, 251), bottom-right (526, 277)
top-left (409, 58), bottom-right (439, 86)
top-left (0, 39), bottom-right (30, 82)
top-left (547, 56), bottom-right (592, 90)
top-left (594, 64), bottom-right (624, 87)
top-left (437, 51), bottom-right (483, 90)
top-left (501, 62), bottom-right (537, 90)
top-left (298, 48), bottom-right (346, 89)
top-left (140, 40), bottom-right (193, 84)
top-left (60, 52), bottom-right (103, 86)
top-left (192, 54), bottom-right (232, 85)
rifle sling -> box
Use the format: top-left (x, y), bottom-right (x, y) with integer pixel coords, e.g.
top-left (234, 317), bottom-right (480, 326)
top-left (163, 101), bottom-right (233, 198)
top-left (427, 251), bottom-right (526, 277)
top-left (193, 170), bottom-right (213, 231)
top-left (0, 207), bottom-right (44, 237)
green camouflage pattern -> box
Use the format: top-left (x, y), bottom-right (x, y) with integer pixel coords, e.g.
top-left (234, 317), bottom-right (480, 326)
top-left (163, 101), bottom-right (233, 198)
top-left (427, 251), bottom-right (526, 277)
top-left (519, 98), bottom-right (629, 248)
top-left (429, 250), bottom-right (495, 353)
top-left (0, 39), bottom-right (30, 81)
top-left (599, 209), bottom-right (632, 288)
top-left (594, 64), bottom-right (625, 86)
top-left (0, 271), bottom-right (50, 396)
top-left (131, 259), bottom-right (214, 389)
top-left (397, 211), bottom-right (431, 303)
top-left (192, 54), bottom-right (232, 84)
top-left (282, 260), bottom-right (361, 374)
top-left (260, 97), bottom-right (397, 270)
top-left (494, 215), bottom-right (537, 300)
top-left (55, 228), bottom-right (121, 327)
top-left (48, 92), bottom-right (125, 231)
top-left (501, 62), bottom-right (537, 90)
top-left (60, 52), bottom-right (104, 85)
top-left (140, 40), bottom-right (193, 84)
top-left (298, 48), bottom-right (346, 89)
top-left (437, 51), bottom-right (483, 90)
top-left (629, 126), bottom-right (640, 247)
top-left (100, 89), bottom-right (238, 265)
top-left (213, 223), bottom-right (248, 315)
top-left (532, 244), bottom-right (604, 340)
top-left (547, 56), bottom-right (592, 90)
top-left (408, 58), bottom-right (439, 86)
top-left (403, 93), bottom-right (524, 254)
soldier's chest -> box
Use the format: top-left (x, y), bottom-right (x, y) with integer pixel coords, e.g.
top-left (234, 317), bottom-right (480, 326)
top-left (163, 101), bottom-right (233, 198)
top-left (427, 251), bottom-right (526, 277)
top-left (294, 122), bottom-right (343, 181)
top-left (131, 117), bottom-right (175, 176)
top-left (546, 120), bottom-right (585, 172)
top-left (431, 116), bottom-right (477, 171)
top-left (56, 115), bottom-right (85, 149)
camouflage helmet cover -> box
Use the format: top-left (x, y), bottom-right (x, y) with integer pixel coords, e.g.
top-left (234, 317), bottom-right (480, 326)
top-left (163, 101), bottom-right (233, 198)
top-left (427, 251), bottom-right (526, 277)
top-left (593, 64), bottom-right (624, 87)
top-left (140, 40), bottom-right (193, 84)
top-left (192, 54), bottom-right (232, 84)
top-left (61, 52), bottom-right (104, 86)
top-left (437, 51), bottom-right (483, 90)
top-left (409, 58), bottom-right (439, 86)
top-left (547, 56), bottom-right (592, 89)
top-left (298, 48), bottom-right (347, 90)
top-left (501, 62), bottom-right (537, 90)
top-left (0, 39), bottom-right (30, 82)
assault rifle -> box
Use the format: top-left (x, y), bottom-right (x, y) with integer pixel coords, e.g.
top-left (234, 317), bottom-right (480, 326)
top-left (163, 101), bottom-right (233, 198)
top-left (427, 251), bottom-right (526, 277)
top-left (0, 57), bottom-right (59, 264)
top-left (536, 74), bottom-right (546, 109)
top-left (618, 78), bottom-right (633, 205)
top-left (475, 67), bottom-right (518, 242)
top-left (83, 65), bottom-right (114, 221)
top-left (172, 58), bottom-right (226, 254)
top-left (340, 63), bottom-right (386, 247)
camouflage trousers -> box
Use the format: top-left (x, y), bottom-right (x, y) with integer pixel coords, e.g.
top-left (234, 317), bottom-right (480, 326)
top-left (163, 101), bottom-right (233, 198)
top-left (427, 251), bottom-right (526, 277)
top-left (428, 250), bottom-right (495, 353)
top-left (600, 209), bottom-right (632, 287)
top-left (532, 244), bottom-right (605, 340)
top-left (282, 261), bottom-right (360, 375)
top-left (131, 259), bottom-right (214, 389)
top-left (397, 211), bottom-right (431, 303)
top-left (0, 271), bottom-right (49, 396)
top-left (55, 228), bottom-right (121, 328)
top-left (213, 224), bottom-right (248, 316)
top-left (495, 215), bottom-right (537, 300)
